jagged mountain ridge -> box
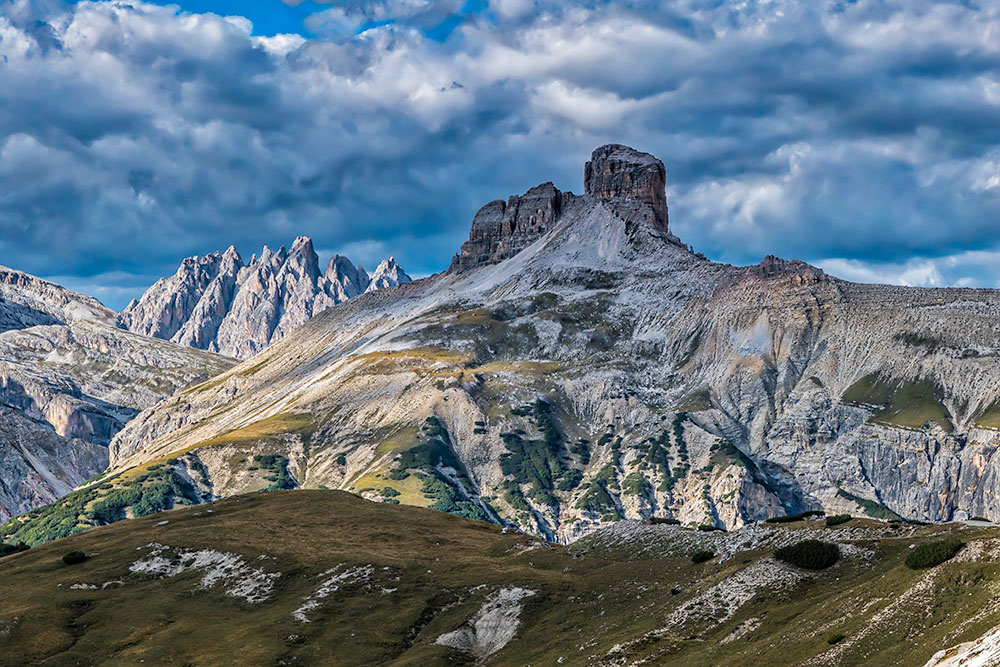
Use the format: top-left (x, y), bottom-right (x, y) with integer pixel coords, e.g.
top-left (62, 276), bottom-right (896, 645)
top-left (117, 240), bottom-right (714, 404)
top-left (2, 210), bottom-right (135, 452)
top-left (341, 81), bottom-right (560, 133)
top-left (0, 268), bottom-right (236, 521)
top-left (12, 144), bottom-right (1000, 547)
top-left (118, 237), bottom-right (411, 359)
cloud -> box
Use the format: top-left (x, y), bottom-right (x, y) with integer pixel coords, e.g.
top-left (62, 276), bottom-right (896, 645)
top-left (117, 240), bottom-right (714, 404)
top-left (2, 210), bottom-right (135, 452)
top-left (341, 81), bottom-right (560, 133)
top-left (0, 0), bottom-right (999, 310)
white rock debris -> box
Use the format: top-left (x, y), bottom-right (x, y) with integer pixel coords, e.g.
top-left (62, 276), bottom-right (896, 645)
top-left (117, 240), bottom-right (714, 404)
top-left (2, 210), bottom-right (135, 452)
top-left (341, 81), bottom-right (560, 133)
top-left (435, 587), bottom-right (536, 660)
top-left (128, 543), bottom-right (279, 603)
top-left (925, 625), bottom-right (1000, 667)
top-left (292, 564), bottom-right (375, 623)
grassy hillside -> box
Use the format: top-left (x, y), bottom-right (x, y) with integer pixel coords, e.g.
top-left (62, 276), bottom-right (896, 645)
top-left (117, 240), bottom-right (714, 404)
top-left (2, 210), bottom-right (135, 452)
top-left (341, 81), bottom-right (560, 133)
top-left (2, 491), bottom-right (1000, 666)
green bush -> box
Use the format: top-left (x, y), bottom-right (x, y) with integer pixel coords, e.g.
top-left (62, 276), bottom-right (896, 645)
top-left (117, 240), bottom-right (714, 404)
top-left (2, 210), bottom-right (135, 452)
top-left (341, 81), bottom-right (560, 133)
top-left (379, 487), bottom-right (400, 498)
top-left (905, 539), bottom-right (962, 569)
top-left (827, 633), bottom-right (846, 645)
top-left (774, 539), bottom-right (840, 570)
top-left (649, 517), bottom-right (680, 525)
top-left (691, 549), bottom-right (715, 563)
top-left (0, 542), bottom-right (29, 558)
top-left (336, 454), bottom-right (347, 466)
top-left (62, 551), bottom-right (87, 565)
top-left (826, 514), bottom-right (852, 527)
top-left (698, 524), bottom-right (724, 532)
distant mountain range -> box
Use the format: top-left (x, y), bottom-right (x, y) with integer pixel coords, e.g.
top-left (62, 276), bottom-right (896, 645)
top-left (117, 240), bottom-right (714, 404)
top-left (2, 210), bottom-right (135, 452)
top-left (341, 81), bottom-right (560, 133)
top-left (117, 237), bottom-right (411, 359)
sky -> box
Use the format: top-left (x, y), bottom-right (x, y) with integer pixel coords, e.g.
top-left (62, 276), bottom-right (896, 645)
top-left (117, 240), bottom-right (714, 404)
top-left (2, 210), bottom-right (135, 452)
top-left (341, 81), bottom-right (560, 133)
top-left (0, 0), bottom-right (998, 310)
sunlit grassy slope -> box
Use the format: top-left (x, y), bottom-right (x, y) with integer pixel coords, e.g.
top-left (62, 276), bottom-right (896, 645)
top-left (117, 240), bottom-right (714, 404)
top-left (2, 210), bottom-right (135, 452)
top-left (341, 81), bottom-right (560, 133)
top-left (3, 491), bottom-right (1000, 666)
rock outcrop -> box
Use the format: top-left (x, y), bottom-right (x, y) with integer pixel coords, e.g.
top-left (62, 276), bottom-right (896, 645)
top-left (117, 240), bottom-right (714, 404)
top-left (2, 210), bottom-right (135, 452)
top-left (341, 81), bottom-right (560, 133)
top-left (584, 143), bottom-right (669, 233)
top-left (119, 238), bottom-right (411, 359)
top-left (0, 265), bottom-right (115, 333)
top-left (450, 144), bottom-right (674, 272)
top-left (450, 182), bottom-right (569, 272)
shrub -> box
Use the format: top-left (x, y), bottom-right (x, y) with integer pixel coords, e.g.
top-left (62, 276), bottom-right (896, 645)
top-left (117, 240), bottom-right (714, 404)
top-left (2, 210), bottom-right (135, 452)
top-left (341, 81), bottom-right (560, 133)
top-left (650, 517), bottom-right (681, 525)
top-left (379, 487), bottom-right (400, 498)
top-left (970, 516), bottom-right (990, 522)
top-left (0, 542), bottom-right (29, 558)
top-left (62, 551), bottom-right (87, 565)
top-left (336, 454), bottom-right (347, 466)
top-left (774, 540), bottom-right (840, 570)
top-left (827, 633), bottom-right (846, 645)
top-left (826, 514), bottom-right (852, 527)
top-left (698, 524), bottom-right (724, 532)
top-left (905, 539), bottom-right (962, 569)
top-left (691, 549), bottom-right (715, 563)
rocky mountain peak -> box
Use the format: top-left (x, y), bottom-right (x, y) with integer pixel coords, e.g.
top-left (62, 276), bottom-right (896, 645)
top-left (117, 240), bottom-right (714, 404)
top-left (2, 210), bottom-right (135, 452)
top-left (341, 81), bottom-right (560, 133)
top-left (120, 238), bottom-right (410, 358)
top-left (367, 256), bottom-right (412, 292)
top-left (584, 143), bottom-right (669, 233)
top-left (450, 145), bottom-right (673, 273)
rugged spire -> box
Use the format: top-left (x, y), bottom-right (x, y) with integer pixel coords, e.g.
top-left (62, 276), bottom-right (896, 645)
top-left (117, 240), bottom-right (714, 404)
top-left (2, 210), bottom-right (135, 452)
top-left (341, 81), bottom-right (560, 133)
top-left (450, 145), bottom-right (671, 273)
top-left (584, 144), bottom-right (668, 233)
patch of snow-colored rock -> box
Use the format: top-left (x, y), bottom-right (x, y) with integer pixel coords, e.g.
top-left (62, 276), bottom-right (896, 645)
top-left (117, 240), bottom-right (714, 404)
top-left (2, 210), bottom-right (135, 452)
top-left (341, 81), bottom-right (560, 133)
top-left (129, 543), bottom-right (279, 603)
top-left (435, 587), bottom-right (536, 660)
top-left (924, 625), bottom-right (1000, 667)
top-left (293, 563), bottom-right (375, 623)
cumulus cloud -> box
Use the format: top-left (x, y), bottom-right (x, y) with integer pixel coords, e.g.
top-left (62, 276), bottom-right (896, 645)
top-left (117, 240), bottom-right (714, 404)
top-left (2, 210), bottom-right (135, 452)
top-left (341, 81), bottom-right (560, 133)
top-left (0, 0), bottom-right (999, 309)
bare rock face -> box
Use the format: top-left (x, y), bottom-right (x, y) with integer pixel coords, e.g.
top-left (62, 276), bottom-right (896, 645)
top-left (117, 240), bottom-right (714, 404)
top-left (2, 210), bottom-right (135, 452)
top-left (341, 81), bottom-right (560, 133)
top-left (584, 143), bottom-right (669, 233)
top-left (119, 237), bottom-right (410, 359)
top-left (450, 182), bottom-right (568, 272)
top-left (366, 257), bottom-right (412, 293)
top-left (0, 270), bottom-right (235, 521)
top-left (0, 265), bottom-right (115, 333)
top-left (325, 255), bottom-right (370, 300)
top-left (451, 144), bottom-right (673, 273)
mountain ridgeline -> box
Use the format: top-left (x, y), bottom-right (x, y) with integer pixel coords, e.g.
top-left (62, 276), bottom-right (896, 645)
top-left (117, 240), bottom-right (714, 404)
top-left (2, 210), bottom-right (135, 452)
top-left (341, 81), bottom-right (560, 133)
top-left (117, 237), bottom-right (411, 359)
top-left (0, 267), bottom-right (234, 522)
top-left (9, 144), bottom-right (1000, 550)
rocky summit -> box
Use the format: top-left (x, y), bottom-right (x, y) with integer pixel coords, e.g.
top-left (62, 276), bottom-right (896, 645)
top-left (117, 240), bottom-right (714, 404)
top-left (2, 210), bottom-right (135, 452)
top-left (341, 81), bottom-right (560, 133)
top-left (450, 144), bottom-right (676, 273)
top-left (118, 238), bottom-right (411, 359)
top-left (14, 143), bottom-right (1000, 554)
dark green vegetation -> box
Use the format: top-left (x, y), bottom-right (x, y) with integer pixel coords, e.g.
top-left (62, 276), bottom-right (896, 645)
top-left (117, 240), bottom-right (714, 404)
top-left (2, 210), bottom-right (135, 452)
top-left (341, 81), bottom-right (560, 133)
top-left (252, 454), bottom-right (297, 491)
top-left (827, 633), bottom-right (846, 645)
top-left (905, 538), bottom-right (962, 570)
top-left (842, 374), bottom-right (953, 432)
top-left (826, 514), bottom-right (852, 527)
top-left (774, 540), bottom-right (840, 570)
top-left (690, 549), bottom-right (715, 563)
top-left (1, 492), bottom-right (998, 667)
top-left (0, 542), bottom-right (28, 558)
top-left (836, 489), bottom-right (903, 522)
top-left (1, 464), bottom-right (204, 546)
top-left (61, 551), bottom-right (87, 565)
top-left (649, 517), bottom-right (680, 525)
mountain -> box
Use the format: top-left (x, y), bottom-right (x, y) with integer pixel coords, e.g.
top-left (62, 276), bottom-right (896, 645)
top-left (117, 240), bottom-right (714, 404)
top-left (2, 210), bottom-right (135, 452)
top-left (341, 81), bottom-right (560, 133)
top-left (0, 264), bottom-right (115, 333)
top-left (118, 238), bottom-right (411, 359)
top-left (0, 267), bottom-right (236, 521)
top-left (1, 490), bottom-right (999, 666)
top-left (12, 143), bottom-right (1000, 548)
